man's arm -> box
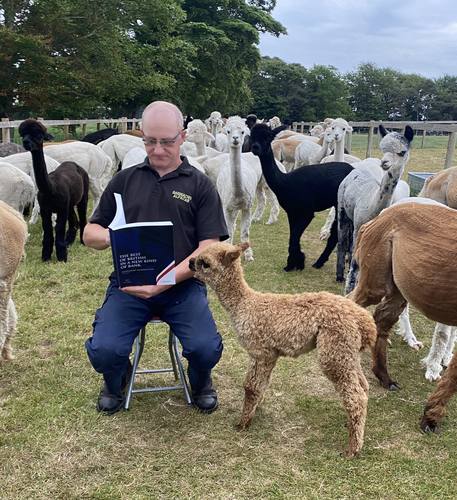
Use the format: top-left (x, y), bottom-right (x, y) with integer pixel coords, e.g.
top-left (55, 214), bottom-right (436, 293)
top-left (83, 222), bottom-right (111, 250)
top-left (120, 238), bottom-right (219, 299)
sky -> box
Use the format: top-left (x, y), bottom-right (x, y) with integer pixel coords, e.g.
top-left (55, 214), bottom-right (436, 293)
top-left (259, 0), bottom-right (457, 79)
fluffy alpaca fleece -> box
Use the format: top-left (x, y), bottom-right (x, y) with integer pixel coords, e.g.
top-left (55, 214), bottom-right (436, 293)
top-left (189, 241), bottom-right (377, 457)
top-left (0, 201), bottom-right (27, 360)
top-left (348, 202), bottom-right (457, 423)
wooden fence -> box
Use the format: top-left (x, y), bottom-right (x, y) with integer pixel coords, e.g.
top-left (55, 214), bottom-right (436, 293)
top-left (0, 117), bottom-right (141, 143)
top-left (292, 120), bottom-right (457, 169)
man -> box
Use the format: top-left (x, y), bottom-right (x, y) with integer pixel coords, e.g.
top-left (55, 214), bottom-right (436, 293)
top-left (84, 101), bottom-right (228, 415)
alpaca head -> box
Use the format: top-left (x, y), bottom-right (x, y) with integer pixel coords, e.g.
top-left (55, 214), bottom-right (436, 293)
top-left (189, 242), bottom-right (249, 287)
top-left (379, 125), bottom-right (414, 170)
top-left (268, 116), bottom-right (281, 129)
top-left (19, 119), bottom-right (54, 151)
top-left (208, 111), bottom-right (223, 134)
top-left (185, 119), bottom-right (214, 145)
top-left (250, 124), bottom-right (287, 156)
top-left (309, 124), bottom-right (324, 137)
top-left (327, 118), bottom-right (352, 144)
top-left (245, 114), bottom-right (258, 130)
top-left (224, 116), bottom-right (248, 149)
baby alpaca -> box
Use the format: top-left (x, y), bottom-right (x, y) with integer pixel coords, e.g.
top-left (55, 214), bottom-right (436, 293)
top-left (189, 242), bottom-right (377, 458)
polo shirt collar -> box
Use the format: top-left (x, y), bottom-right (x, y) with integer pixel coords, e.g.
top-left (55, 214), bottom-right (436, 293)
top-left (138, 156), bottom-right (193, 178)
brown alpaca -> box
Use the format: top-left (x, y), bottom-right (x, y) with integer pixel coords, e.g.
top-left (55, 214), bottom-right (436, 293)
top-left (0, 201), bottom-right (28, 360)
top-left (348, 202), bottom-right (457, 432)
top-left (419, 166), bottom-right (457, 208)
top-left (189, 242), bottom-right (377, 457)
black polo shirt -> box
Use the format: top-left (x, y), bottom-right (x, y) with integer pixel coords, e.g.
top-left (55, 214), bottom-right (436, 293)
top-left (90, 157), bottom-right (228, 265)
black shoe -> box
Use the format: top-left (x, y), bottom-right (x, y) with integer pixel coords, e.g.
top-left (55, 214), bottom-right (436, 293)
top-left (192, 387), bottom-right (219, 414)
top-left (96, 385), bottom-right (125, 415)
top-left (96, 361), bottom-right (133, 415)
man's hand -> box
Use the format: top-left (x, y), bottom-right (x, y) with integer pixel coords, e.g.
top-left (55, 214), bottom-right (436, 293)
top-left (120, 284), bottom-right (170, 299)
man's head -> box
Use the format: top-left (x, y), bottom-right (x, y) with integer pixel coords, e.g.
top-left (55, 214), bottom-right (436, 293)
top-left (141, 101), bottom-right (185, 172)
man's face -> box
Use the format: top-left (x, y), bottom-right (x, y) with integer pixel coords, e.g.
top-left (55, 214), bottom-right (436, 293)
top-left (142, 114), bottom-right (185, 171)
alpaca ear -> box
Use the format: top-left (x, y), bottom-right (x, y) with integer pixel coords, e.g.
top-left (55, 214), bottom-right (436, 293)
top-left (378, 124), bottom-right (388, 137)
top-left (222, 247), bottom-right (242, 266)
top-left (404, 125), bottom-right (414, 143)
top-left (205, 131), bottom-right (215, 142)
top-left (44, 132), bottom-right (54, 141)
top-left (272, 125), bottom-right (287, 138)
top-left (238, 242), bottom-right (250, 252)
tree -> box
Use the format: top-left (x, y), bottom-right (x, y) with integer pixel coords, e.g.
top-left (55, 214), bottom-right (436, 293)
top-left (428, 76), bottom-right (457, 120)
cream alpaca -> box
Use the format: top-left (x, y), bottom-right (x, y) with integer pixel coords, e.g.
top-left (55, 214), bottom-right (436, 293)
top-left (190, 241), bottom-right (377, 457)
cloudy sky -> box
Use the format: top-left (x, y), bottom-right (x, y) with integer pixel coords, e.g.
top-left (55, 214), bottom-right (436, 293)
top-left (259, 0), bottom-right (457, 78)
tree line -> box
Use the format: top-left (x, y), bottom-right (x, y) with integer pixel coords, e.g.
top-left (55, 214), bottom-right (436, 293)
top-left (1, 1), bottom-right (456, 122)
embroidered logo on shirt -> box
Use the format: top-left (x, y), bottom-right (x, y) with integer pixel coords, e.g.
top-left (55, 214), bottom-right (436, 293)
top-left (172, 190), bottom-right (192, 203)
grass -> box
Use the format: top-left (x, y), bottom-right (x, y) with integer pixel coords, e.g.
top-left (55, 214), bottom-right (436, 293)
top-left (1, 140), bottom-right (457, 499)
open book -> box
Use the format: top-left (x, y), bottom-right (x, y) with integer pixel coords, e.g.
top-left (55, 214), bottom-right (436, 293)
top-left (108, 193), bottom-right (176, 287)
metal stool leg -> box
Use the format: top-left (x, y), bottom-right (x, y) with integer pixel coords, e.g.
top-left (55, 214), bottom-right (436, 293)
top-left (125, 321), bottom-right (192, 409)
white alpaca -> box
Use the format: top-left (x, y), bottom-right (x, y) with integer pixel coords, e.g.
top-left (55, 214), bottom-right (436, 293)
top-left (320, 118), bottom-right (360, 164)
top-left (44, 141), bottom-right (112, 209)
top-left (185, 119), bottom-right (221, 158)
top-left (216, 117), bottom-right (263, 261)
top-left (0, 162), bottom-right (36, 213)
top-left (207, 111), bottom-right (229, 152)
top-left (98, 134), bottom-right (144, 173)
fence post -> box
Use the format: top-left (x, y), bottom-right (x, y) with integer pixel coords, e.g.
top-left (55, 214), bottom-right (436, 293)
top-left (444, 131), bottom-right (457, 169)
top-left (366, 121), bottom-right (375, 158)
top-left (300, 122), bottom-right (304, 133)
top-left (1, 118), bottom-right (11, 143)
top-left (421, 128), bottom-right (426, 148)
top-left (63, 118), bottom-right (70, 139)
top-left (96, 121), bottom-right (101, 131)
top-left (82, 120), bottom-right (87, 137)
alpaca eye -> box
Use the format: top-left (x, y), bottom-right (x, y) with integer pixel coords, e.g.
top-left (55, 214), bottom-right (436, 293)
top-left (398, 151), bottom-right (406, 157)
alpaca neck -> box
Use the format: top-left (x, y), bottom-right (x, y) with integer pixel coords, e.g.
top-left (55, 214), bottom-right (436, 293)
top-left (376, 162), bottom-right (404, 210)
top-left (211, 263), bottom-right (252, 313)
top-left (195, 137), bottom-right (206, 156)
top-left (313, 140), bottom-right (330, 163)
top-left (333, 135), bottom-right (345, 162)
top-left (257, 145), bottom-right (284, 191)
top-left (229, 145), bottom-right (244, 200)
top-left (30, 148), bottom-right (53, 195)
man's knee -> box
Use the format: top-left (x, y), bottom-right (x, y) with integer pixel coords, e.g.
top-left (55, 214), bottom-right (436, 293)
top-left (185, 335), bottom-right (223, 370)
top-left (85, 336), bottom-right (130, 373)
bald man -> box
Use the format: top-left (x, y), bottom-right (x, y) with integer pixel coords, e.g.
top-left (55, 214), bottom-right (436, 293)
top-left (84, 101), bottom-right (228, 415)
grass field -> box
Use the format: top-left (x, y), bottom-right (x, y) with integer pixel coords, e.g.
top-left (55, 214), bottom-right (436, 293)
top-left (1, 136), bottom-right (457, 499)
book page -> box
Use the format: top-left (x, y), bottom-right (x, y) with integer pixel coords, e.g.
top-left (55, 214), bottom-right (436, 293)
top-left (108, 193), bottom-right (126, 229)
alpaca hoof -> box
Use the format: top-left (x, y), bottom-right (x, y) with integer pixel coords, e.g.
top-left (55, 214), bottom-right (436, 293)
top-left (336, 276), bottom-right (344, 283)
top-left (388, 381), bottom-right (400, 391)
top-left (420, 417), bottom-right (439, 434)
top-left (312, 261), bottom-right (324, 269)
top-left (319, 230), bottom-right (330, 241)
top-left (409, 340), bottom-right (424, 351)
top-left (236, 421), bottom-right (250, 431)
top-left (341, 449), bottom-right (359, 459)
top-left (283, 265), bottom-right (303, 272)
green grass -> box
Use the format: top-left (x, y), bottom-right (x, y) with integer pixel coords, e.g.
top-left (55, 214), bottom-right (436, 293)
top-left (1, 142), bottom-right (457, 499)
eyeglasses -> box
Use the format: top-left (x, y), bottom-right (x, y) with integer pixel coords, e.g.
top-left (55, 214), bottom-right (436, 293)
top-left (142, 131), bottom-right (182, 147)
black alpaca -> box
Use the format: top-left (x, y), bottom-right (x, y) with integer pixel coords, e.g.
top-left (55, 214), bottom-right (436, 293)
top-left (82, 127), bottom-right (118, 145)
top-left (19, 119), bottom-right (89, 262)
top-left (250, 123), bottom-right (354, 271)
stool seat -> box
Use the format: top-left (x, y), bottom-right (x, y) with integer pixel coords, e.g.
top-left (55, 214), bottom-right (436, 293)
top-left (124, 318), bottom-right (192, 409)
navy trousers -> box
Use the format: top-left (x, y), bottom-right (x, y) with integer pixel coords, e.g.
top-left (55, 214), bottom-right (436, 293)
top-left (85, 278), bottom-right (223, 395)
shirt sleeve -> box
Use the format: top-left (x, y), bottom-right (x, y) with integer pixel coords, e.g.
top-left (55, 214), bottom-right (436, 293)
top-left (195, 176), bottom-right (229, 242)
top-left (89, 180), bottom-right (117, 228)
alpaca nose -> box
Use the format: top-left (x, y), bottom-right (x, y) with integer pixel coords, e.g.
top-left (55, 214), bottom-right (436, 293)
top-left (189, 258), bottom-right (196, 271)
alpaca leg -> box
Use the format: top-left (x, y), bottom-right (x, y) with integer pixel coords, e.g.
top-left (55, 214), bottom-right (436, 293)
top-left (320, 207), bottom-right (335, 241)
top-left (2, 298), bottom-right (17, 360)
top-left (89, 179), bottom-right (103, 214)
top-left (65, 207), bottom-right (78, 246)
top-left (77, 192), bottom-right (89, 244)
top-left (237, 355), bottom-right (278, 430)
top-left (284, 214), bottom-right (312, 271)
top-left (312, 213), bottom-right (337, 269)
top-left (442, 327), bottom-right (457, 367)
top-left (265, 187), bottom-right (280, 225)
top-left (240, 209), bottom-right (254, 261)
top-left (0, 284), bottom-right (9, 359)
top-left (422, 323), bottom-right (453, 381)
top-left (336, 207), bottom-right (352, 282)
top-left (396, 304), bottom-right (423, 350)
top-left (40, 207), bottom-right (54, 261)
top-left (420, 351), bottom-right (457, 433)
top-left (252, 183), bottom-right (266, 223)
top-left (29, 198), bottom-right (40, 225)
top-left (318, 346), bottom-right (368, 458)
top-left (372, 287), bottom-right (407, 390)
top-left (55, 208), bottom-right (69, 262)
top-left (224, 208), bottom-right (238, 244)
